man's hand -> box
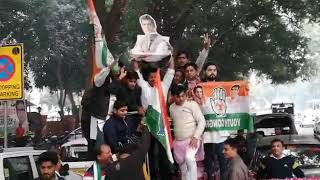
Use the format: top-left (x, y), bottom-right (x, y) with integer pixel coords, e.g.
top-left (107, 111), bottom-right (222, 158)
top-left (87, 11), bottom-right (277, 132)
top-left (138, 106), bottom-right (145, 116)
top-left (202, 33), bottom-right (211, 50)
top-left (189, 137), bottom-right (199, 149)
top-left (136, 122), bottom-right (146, 132)
top-left (118, 66), bottom-right (127, 80)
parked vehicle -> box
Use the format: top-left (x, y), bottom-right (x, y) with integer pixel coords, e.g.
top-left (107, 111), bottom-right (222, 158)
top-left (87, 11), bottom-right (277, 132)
top-left (249, 134), bottom-right (320, 178)
top-left (60, 137), bottom-right (93, 176)
top-left (254, 113), bottom-right (298, 136)
top-left (0, 146), bottom-right (87, 180)
top-left (0, 147), bottom-right (45, 180)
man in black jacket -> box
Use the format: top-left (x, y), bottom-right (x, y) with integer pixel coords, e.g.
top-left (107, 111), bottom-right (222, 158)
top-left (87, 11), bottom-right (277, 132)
top-left (85, 126), bottom-right (150, 180)
top-left (105, 125), bottom-right (151, 180)
top-left (81, 61), bottom-right (119, 159)
top-left (257, 138), bottom-right (305, 179)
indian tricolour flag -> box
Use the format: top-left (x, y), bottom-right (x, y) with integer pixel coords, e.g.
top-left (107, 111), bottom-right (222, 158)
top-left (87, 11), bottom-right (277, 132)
top-left (88, 0), bottom-right (114, 72)
top-left (144, 69), bottom-right (174, 163)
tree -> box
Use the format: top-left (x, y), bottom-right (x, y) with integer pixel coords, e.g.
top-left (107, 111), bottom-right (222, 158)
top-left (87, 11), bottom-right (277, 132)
top-left (0, 0), bottom-right (90, 120)
top-left (96, 0), bottom-right (320, 83)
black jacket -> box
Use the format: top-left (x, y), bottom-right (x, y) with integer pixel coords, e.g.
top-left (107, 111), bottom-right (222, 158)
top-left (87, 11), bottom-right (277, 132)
top-left (258, 155), bottom-right (305, 179)
top-left (103, 115), bottom-right (136, 153)
top-left (110, 80), bottom-right (142, 112)
top-left (105, 126), bottom-right (151, 180)
top-left (81, 78), bottom-right (111, 139)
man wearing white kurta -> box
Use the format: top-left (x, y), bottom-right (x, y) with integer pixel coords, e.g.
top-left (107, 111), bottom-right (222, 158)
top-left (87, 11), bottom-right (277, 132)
top-left (133, 57), bottom-right (175, 179)
top-left (133, 57), bottom-right (175, 109)
top-left (170, 85), bottom-right (206, 180)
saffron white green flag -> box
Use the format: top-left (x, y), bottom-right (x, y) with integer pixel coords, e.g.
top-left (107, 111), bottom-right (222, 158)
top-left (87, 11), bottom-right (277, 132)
top-left (88, 0), bottom-right (114, 68)
top-left (196, 81), bottom-right (254, 143)
top-left (144, 69), bottom-right (174, 163)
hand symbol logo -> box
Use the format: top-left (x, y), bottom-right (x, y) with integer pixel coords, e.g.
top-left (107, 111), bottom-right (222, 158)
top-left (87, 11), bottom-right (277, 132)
top-left (210, 87), bottom-right (227, 117)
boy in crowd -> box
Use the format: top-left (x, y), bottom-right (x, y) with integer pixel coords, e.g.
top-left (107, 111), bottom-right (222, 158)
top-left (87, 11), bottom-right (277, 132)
top-left (103, 100), bottom-right (137, 153)
top-left (110, 70), bottom-right (144, 129)
top-left (184, 62), bottom-right (202, 98)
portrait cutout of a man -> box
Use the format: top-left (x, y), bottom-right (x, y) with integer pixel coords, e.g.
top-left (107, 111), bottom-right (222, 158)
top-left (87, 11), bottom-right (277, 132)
top-left (130, 14), bottom-right (172, 62)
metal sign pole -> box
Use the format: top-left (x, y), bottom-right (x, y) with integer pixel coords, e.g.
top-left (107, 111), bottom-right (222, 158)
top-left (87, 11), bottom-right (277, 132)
top-left (4, 101), bottom-right (8, 148)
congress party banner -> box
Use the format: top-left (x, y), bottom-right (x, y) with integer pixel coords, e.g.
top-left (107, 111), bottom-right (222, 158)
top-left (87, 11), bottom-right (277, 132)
top-left (130, 14), bottom-right (172, 62)
top-left (195, 81), bottom-right (253, 132)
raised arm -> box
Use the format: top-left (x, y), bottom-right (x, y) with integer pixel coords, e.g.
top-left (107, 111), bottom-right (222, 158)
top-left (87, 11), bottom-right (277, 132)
top-left (132, 60), bottom-right (149, 89)
top-left (94, 60), bottom-right (118, 87)
top-left (162, 56), bottom-right (175, 95)
top-left (195, 33), bottom-right (211, 72)
top-left (94, 67), bottom-right (110, 87)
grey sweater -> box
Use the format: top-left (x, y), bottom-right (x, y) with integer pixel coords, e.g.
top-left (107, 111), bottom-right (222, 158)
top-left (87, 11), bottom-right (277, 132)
top-left (227, 155), bottom-right (249, 180)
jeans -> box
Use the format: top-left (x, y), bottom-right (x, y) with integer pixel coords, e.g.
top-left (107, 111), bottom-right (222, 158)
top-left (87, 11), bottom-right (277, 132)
top-left (204, 142), bottom-right (227, 180)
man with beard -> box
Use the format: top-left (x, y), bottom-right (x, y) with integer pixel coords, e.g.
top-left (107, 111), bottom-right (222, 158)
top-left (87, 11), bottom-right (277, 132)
top-left (202, 62), bottom-right (219, 82)
top-left (35, 151), bottom-right (64, 180)
top-left (200, 62), bottom-right (228, 180)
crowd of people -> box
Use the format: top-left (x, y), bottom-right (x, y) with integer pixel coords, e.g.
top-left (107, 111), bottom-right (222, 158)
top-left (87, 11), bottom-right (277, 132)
top-left (74, 29), bottom-right (306, 180)
top-left (33, 29), bottom-right (306, 179)
top-left (31, 40), bottom-right (306, 180)
top-left (35, 135), bottom-right (305, 180)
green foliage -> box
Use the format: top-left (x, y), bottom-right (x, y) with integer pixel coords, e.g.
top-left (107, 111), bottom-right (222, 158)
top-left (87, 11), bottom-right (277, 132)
top-left (0, 0), bottom-right (90, 91)
top-left (110, 0), bottom-right (320, 83)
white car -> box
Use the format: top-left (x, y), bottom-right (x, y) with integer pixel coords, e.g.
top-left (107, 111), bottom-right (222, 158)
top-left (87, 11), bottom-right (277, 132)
top-left (296, 120), bottom-right (315, 135)
top-left (0, 147), bottom-right (45, 180)
top-left (61, 138), bottom-right (93, 176)
top-left (0, 146), bottom-right (88, 180)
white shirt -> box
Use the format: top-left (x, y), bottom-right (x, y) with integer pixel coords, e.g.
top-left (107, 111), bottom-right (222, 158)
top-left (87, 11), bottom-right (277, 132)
top-left (136, 68), bottom-right (175, 109)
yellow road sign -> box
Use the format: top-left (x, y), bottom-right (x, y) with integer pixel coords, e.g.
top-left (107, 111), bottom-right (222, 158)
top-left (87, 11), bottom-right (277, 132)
top-left (0, 44), bottom-right (24, 100)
